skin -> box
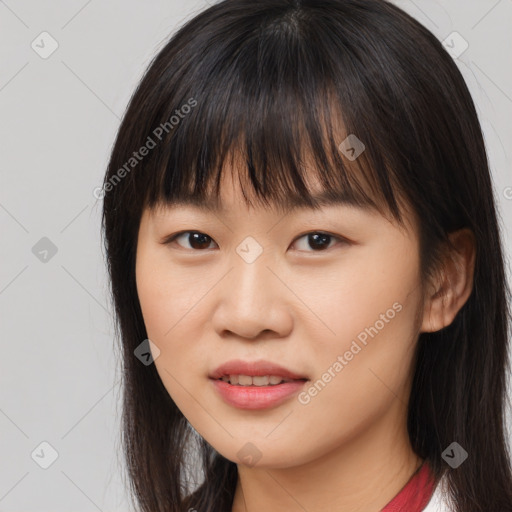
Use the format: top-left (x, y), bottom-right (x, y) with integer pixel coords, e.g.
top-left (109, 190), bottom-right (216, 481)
top-left (135, 163), bottom-right (475, 512)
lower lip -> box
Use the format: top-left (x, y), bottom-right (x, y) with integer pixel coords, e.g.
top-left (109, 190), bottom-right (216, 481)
top-left (210, 378), bottom-right (308, 410)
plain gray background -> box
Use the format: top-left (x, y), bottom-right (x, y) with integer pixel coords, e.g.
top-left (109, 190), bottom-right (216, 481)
top-left (1, 0), bottom-right (511, 510)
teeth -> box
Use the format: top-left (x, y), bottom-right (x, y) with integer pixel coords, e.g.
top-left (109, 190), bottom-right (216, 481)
top-left (221, 374), bottom-right (291, 386)
top-left (238, 375), bottom-right (252, 386)
top-left (252, 376), bottom-right (269, 386)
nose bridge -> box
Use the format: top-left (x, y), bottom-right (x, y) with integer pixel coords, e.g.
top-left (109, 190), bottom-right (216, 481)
top-left (212, 236), bottom-right (292, 339)
top-left (229, 235), bottom-right (274, 310)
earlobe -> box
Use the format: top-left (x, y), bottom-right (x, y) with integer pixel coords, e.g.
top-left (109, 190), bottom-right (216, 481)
top-left (420, 228), bottom-right (476, 333)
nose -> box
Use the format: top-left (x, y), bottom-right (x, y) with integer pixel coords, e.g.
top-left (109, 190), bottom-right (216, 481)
top-left (211, 252), bottom-right (294, 341)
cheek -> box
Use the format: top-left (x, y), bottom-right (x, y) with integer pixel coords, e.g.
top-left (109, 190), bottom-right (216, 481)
top-left (135, 248), bottom-right (209, 340)
top-left (135, 247), bottom-right (217, 396)
top-left (293, 241), bottom-right (421, 353)
top-left (296, 243), bottom-right (422, 409)
top-left (135, 253), bottom-right (208, 427)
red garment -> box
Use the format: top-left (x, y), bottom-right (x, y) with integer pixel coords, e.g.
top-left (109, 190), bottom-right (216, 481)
top-left (380, 461), bottom-right (436, 512)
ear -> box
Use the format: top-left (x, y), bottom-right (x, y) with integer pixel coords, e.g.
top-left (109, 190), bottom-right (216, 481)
top-left (420, 228), bottom-right (476, 333)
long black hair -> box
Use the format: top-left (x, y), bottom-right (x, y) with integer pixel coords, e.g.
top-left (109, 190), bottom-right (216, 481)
top-left (100, 1), bottom-right (512, 510)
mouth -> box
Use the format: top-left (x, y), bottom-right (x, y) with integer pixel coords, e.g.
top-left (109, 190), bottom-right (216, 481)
top-left (209, 359), bottom-right (309, 410)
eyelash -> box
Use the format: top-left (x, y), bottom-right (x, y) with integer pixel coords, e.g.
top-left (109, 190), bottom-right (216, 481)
top-left (161, 230), bottom-right (348, 253)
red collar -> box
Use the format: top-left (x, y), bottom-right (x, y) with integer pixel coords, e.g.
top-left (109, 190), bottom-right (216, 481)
top-left (380, 461), bottom-right (436, 512)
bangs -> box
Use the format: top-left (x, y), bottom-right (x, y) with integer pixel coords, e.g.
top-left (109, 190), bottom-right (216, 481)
top-left (114, 1), bottom-right (422, 229)
top-left (144, 90), bottom-right (402, 221)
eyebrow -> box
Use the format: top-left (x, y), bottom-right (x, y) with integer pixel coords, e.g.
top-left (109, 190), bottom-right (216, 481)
top-left (163, 189), bottom-right (380, 214)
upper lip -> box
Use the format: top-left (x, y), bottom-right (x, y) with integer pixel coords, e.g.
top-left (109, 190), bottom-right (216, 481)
top-left (210, 359), bottom-right (309, 380)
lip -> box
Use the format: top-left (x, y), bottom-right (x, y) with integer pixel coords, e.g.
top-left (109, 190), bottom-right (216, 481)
top-left (209, 359), bottom-right (309, 410)
top-left (211, 379), bottom-right (307, 410)
top-left (209, 359), bottom-right (308, 381)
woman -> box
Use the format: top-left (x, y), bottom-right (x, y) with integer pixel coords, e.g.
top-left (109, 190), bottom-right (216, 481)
top-left (101, 0), bottom-right (512, 510)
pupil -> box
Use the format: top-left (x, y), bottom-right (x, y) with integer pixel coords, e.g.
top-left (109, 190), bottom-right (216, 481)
top-left (309, 233), bottom-right (330, 250)
top-left (190, 232), bottom-right (211, 249)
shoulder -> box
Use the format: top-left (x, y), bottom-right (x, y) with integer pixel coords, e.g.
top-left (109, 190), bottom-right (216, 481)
top-left (422, 474), bottom-right (453, 512)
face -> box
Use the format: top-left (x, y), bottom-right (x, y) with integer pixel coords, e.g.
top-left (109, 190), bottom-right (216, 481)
top-left (135, 164), bottom-right (426, 469)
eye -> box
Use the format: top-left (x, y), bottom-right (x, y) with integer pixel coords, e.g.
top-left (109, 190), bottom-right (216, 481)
top-left (291, 231), bottom-right (346, 252)
top-left (163, 231), bottom-right (217, 251)
top-left (161, 230), bottom-right (348, 252)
